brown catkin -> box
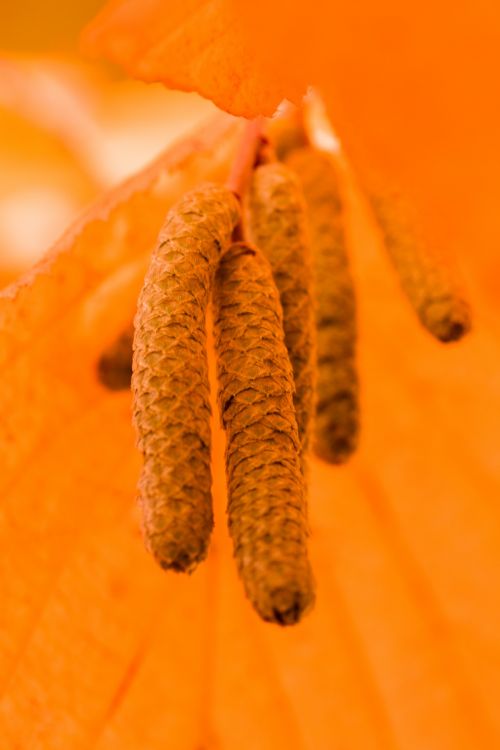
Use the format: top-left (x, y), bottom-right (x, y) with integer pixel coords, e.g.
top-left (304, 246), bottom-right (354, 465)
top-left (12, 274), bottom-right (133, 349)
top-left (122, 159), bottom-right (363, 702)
top-left (267, 109), bottom-right (308, 161)
top-left (369, 188), bottom-right (471, 343)
top-left (213, 242), bottom-right (315, 625)
top-left (246, 162), bottom-right (315, 455)
top-left (97, 325), bottom-right (133, 390)
top-left (286, 147), bottom-right (359, 465)
top-left (132, 183), bottom-right (240, 573)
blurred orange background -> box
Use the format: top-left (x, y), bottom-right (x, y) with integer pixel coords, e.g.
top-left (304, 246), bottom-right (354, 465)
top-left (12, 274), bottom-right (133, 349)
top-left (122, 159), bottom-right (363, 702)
top-left (0, 0), bottom-right (216, 284)
top-left (1, 3), bottom-right (500, 749)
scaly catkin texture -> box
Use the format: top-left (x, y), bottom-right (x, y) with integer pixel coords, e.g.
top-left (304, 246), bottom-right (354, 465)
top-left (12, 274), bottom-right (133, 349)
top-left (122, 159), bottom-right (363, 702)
top-left (97, 325), bottom-right (133, 390)
top-left (132, 184), bottom-right (240, 573)
top-left (286, 147), bottom-right (359, 465)
top-left (213, 242), bottom-right (315, 625)
top-left (369, 188), bottom-right (471, 343)
top-left (246, 163), bottom-right (315, 456)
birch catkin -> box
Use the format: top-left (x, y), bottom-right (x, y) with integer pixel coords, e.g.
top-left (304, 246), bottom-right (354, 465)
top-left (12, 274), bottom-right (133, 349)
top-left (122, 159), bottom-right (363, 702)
top-left (286, 147), bottom-right (359, 465)
top-left (369, 188), bottom-right (471, 342)
top-left (267, 109), bottom-right (308, 161)
top-left (97, 325), bottom-right (133, 390)
top-left (246, 163), bottom-right (315, 455)
top-left (132, 183), bottom-right (240, 573)
top-left (213, 242), bottom-right (315, 625)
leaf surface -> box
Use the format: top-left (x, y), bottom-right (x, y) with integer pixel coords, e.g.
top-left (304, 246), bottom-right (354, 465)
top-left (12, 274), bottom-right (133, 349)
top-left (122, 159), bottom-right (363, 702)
top-left (0, 114), bottom-right (244, 748)
top-left (1, 116), bottom-right (500, 747)
top-left (84, 0), bottom-right (500, 286)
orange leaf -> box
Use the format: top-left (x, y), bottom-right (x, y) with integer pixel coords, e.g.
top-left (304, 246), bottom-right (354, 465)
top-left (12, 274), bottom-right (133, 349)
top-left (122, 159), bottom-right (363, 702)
top-left (2, 102), bottom-right (500, 747)
top-left (3, 14), bottom-right (500, 739)
top-left (0, 115), bottom-right (245, 747)
top-left (83, 0), bottom-right (500, 297)
top-left (82, 1), bottom-right (308, 117)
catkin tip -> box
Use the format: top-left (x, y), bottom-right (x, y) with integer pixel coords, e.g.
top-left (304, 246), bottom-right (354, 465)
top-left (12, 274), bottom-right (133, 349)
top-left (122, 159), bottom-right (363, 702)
top-left (314, 432), bottom-right (358, 466)
top-left (152, 532), bottom-right (211, 573)
top-left (260, 581), bottom-right (316, 626)
top-left (423, 298), bottom-right (472, 343)
top-left (97, 328), bottom-right (133, 390)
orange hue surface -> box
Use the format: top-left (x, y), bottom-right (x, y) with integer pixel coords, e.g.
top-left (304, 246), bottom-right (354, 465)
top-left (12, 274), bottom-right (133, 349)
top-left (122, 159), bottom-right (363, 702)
top-left (1, 0), bottom-right (103, 52)
top-left (0, 55), bottom-right (217, 285)
top-left (1, 108), bottom-right (500, 747)
top-left (1, 3), bottom-right (500, 746)
top-left (84, 0), bottom-right (500, 297)
top-left (0, 58), bottom-right (102, 280)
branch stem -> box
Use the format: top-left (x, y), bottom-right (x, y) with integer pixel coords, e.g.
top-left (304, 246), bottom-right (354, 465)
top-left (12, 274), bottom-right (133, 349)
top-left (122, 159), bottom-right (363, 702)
top-left (226, 117), bottom-right (265, 199)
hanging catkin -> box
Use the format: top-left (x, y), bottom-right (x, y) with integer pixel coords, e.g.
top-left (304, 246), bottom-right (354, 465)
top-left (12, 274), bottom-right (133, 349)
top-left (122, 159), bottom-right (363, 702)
top-left (267, 108), bottom-right (308, 161)
top-left (132, 183), bottom-right (240, 573)
top-left (97, 325), bottom-right (133, 390)
top-left (246, 162), bottom-right (315, 456)
top-left (369, 188), bottom-right (471, 342)
top-left (286, 146), bottom-right (359, 465)
top-left (213, 242), bottom-right (315, 625)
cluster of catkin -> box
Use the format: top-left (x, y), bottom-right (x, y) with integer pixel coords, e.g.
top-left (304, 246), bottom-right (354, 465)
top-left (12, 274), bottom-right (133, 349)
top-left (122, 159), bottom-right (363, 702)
top-left (131, 179), bottom-right (316, 625)
top-left (98, 114), bottom-right (472, 626)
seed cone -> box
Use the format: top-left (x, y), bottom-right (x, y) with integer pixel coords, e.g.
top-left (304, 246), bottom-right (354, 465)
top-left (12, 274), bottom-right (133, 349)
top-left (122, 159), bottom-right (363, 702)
top-left (246, 162), bottom-right (315, 456)
top-left (369, 188), bottom-right (471, 343)
top-left (97, 325), bottom-right (133, 390)
top-left (132, 183), bottom-right (240, 573)
top-left (213, 242), bottom-right (315, 625)
top-left (286, 147), bottom-right (359, 465)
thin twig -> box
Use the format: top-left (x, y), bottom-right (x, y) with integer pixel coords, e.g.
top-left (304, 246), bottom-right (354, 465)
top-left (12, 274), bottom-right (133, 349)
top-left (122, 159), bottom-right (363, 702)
top-left (226, 117), bottom-right (265, 199)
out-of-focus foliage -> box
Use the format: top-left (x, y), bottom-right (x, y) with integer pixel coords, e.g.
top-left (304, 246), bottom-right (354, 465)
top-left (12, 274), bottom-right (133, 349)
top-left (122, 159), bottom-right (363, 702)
top-left (0, 55), bottom-right (215, 281)
top-left (1, 0), bottom-right (103, 51)
top-left (1, 5), bottom-right (500, 749)
top-left (85, 0), bottom-right (500, 303)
